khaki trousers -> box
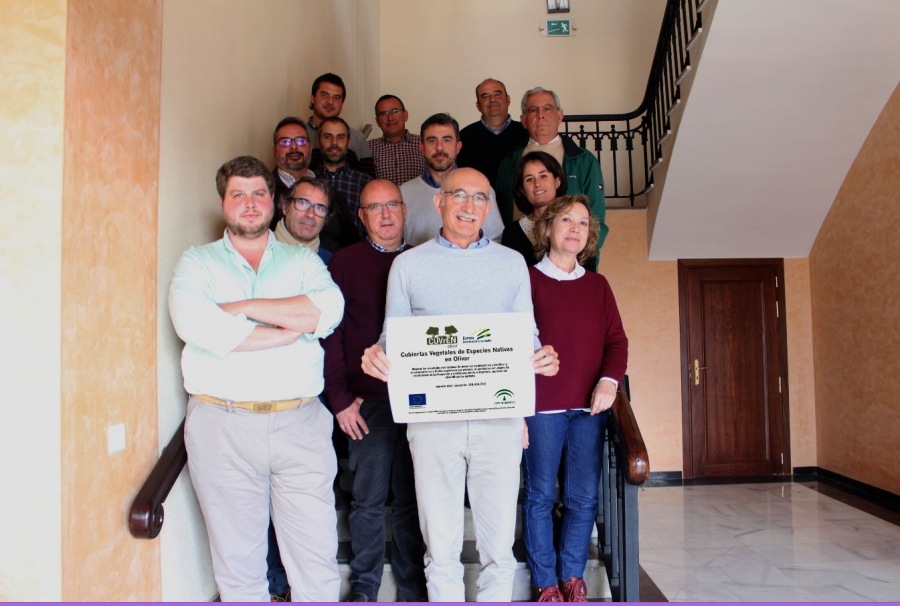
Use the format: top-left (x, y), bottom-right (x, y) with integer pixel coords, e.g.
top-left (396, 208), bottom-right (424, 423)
top-left (185, 396), bottom-right (339, 602)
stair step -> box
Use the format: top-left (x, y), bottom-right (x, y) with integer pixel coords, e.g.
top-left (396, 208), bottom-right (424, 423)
top-left (333, 461), bottom-right (609, 600)
top-left (335, 540), bottom-right (611, 601)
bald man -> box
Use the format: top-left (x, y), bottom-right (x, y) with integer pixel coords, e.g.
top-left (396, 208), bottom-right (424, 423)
top-left (361, 168), bottom-right (559, 601)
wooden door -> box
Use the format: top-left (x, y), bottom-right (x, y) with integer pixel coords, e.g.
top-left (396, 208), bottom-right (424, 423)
top-left (678, 260), bottom-right (790, 478)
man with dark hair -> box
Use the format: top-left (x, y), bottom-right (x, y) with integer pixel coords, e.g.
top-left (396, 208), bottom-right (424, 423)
top-left (270, 116), bottom-right (315, 228)
top-left (274, 176), bottom-right (337, 262)
top-left (496, 86), bottom-right (608, 255)
top-left (400, 113), bottom-right (504, 246)
top-left (169, 155), bottom-right (344, 602)
top-left (306, 72), bottom-right (375, 178)
top-left (457, 78), bottom-right (528, 188)
top-left (323, 180), bottom-right (427, 603)
top-left (310, 117), bottom-right (372, 239)
top-left (368, 94), bottom-right (427, 185)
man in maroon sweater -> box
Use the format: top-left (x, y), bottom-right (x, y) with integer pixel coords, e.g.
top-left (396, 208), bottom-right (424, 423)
top-left (322, 180), bottom-right (427, 602)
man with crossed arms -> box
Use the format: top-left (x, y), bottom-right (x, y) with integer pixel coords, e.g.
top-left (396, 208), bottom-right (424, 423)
top-left (362, 167), bottom-right (559, 601)
top-left (169, 155), bottom-right (344, 602)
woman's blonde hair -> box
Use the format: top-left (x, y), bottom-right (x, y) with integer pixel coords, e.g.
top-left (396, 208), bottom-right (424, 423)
top-left (532, 194), bottom-right (600, 265)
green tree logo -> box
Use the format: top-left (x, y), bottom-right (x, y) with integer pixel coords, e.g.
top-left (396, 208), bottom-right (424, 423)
top-left (426, 326), bottom-right (439, 336)
top-left (444, 325), bottom-right (458, 336)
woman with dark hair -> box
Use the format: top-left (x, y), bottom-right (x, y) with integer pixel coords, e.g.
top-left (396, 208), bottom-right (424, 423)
top-left (523, 194), bottom-right (628, 602)
top-left (500, 151), bottom-right (567, 266)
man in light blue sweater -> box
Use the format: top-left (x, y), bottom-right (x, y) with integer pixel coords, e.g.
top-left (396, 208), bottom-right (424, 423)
top-left (362, 168), bottom-right (559, 602)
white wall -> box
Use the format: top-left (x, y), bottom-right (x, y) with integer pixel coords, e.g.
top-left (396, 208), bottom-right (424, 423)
top-left (379, 0), bottom-right (665, 134)
top-left (157, 0), bottom-right (380, 599)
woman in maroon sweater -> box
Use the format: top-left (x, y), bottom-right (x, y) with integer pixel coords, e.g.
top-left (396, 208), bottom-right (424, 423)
top-left (523, 194), bottom-right (628, 602)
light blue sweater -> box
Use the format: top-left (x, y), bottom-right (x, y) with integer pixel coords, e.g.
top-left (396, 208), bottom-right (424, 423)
top-left (379, 239), bottom-right (540, 350)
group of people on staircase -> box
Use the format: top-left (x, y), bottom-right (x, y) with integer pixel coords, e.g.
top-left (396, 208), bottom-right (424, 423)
top-left (167, 72), bottom-right (628, 603)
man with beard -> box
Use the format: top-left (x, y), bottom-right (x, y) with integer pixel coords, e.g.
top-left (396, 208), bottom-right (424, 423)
top-left (306, 73), bottom-right (376, 178)
top-left (457, 78), bottom-right (528, 188)
top-left (269, 116), bottom-right (315, 229)
top-left (399, 113), bottom-right (504, 246)
top-left (311, 117), bottom-right (372, 241)
top-left (168, 155), bottom-right (344, 601)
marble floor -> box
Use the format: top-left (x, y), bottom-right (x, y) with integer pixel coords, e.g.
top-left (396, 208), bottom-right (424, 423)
top-left (638, 482), bottom-right (900, 601)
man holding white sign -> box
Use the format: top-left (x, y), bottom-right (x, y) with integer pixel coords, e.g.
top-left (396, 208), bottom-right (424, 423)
top-left (361, 167), bottom-right (559, 602)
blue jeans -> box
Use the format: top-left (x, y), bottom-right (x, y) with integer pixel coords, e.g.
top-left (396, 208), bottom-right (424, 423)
top-left (348, 400), bottom-right (427, 601)
top-left (522, 410), bottom-right (607, 588)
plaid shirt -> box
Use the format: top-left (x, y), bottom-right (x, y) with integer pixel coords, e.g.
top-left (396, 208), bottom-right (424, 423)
top-left (369, 131), bottom-right (428, 185)
top-left (317, 164), bottom-right (372, 236)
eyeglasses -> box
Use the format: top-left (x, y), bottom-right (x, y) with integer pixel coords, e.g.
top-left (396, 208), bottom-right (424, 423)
top-left (360, 201), bottom-right (404, 214)
top-left (289, 197), bottom-right (329, 217)
top-left (442, 190), bottom-right (490, 207)
top-left (276, 136), bottom-right (310, 148)
top-left (376, 107), bottom-right (403, 119)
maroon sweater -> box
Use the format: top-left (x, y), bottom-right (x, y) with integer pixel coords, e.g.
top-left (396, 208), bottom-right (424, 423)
top-left (323, 241), bottom-right (407, 414)
top-left (530, 268), bottom-right (628, 413)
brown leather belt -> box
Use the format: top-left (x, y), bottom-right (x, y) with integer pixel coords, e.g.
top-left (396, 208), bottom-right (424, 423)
top-left (192, 393), bottom-right (317, 413)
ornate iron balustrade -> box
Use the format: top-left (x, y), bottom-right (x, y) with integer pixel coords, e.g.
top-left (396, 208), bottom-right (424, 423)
top-left (562, 0), bottom-right (704, 207)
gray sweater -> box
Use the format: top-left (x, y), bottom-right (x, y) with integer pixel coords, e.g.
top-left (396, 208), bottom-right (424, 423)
top-left (379, 239), bottom-right (540, 350)
top-left (399, 176), bottom-right (505, 246)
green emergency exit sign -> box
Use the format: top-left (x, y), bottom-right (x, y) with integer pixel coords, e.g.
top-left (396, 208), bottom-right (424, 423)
top-left (546, 19), bottom-right (572, 36)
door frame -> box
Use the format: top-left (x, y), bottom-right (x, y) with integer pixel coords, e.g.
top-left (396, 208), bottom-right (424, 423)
top-left (677, 259), bottom-right (792, 479)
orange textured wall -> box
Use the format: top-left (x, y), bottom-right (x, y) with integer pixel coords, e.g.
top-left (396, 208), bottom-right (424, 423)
top-left (602, 211), bottom-right (684, 472)
top-left (603, 212), bottom-right (818, 474)
top-left (60, 0), bottom-right (163, 600)
top-left (784, 258), bottom-right (817, 467)
top-left (810, 83), bottom-right (900, 496)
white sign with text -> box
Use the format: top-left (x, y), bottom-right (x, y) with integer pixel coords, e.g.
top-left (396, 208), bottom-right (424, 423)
top-left (386, 312), bottom-right (536, 423)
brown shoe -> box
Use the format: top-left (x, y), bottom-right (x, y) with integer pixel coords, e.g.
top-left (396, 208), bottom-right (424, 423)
top-left (270, 589), bottom-right (291, 602)
top-left (536, 585), bottom-right (564, 602)
top-left (559, 577), bottom-right (587, 602)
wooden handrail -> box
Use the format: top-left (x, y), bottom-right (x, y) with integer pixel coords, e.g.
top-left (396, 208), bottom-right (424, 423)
top-left (129, 419), bottom-right (187, 539)
top-left (611, 387), bottom-right (650, 485)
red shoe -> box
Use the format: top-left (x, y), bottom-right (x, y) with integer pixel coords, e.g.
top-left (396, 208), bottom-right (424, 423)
top-left (559, 577), bottom-right (588, 602)
top-left (536, 585), bottom-right (564, 602)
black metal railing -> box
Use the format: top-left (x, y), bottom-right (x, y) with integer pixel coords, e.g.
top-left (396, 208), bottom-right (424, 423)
top-left (598, 380), bottom-right (650, 601)
top-left (563, 0), bottom-right (705, 207)
top-left (129, 419), bottom-right (186, 539)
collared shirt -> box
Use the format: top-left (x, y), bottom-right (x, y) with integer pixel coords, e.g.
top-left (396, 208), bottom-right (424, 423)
top-left (436, 229), bottom-right (490, 250)
top-left (534, 253), bottom-right (586, 281)
top-left (169, 230), bottom-right (344, 401)
top-left (317, 164), bottom-right (372, 235)
top-left (420, 164), bottom-right (454, 189)
top-left (481, 115), bottom-right (512, 135)
top-left (368, 237), bottom-right (408, 254)
top-left (534, 253), bottom-right (617, 393)
top-left (369, 131), bottom-right (428, 185)
top-left (277, 167), bottom-right (314, 189)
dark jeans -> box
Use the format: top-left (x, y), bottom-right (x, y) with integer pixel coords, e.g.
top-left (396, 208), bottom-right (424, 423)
top-left (522, 409), bottom-right (607, 588)
top-left (348, 400), bottom-right (427, 601)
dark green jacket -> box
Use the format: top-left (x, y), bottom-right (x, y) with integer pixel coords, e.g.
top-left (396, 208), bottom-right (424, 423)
top-left (496, 136), bottom-right (608, 252)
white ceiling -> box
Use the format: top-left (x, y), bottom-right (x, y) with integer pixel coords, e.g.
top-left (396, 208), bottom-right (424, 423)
top-left (649, 0), bottom-right (900, 260)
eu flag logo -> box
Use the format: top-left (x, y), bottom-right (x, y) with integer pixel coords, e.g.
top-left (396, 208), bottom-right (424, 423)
top-left (409, 393), bottom-right (427, 407)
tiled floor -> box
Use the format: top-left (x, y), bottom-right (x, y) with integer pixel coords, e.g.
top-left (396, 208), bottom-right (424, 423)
top-left (638, 482), bottom-right (900, 601)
